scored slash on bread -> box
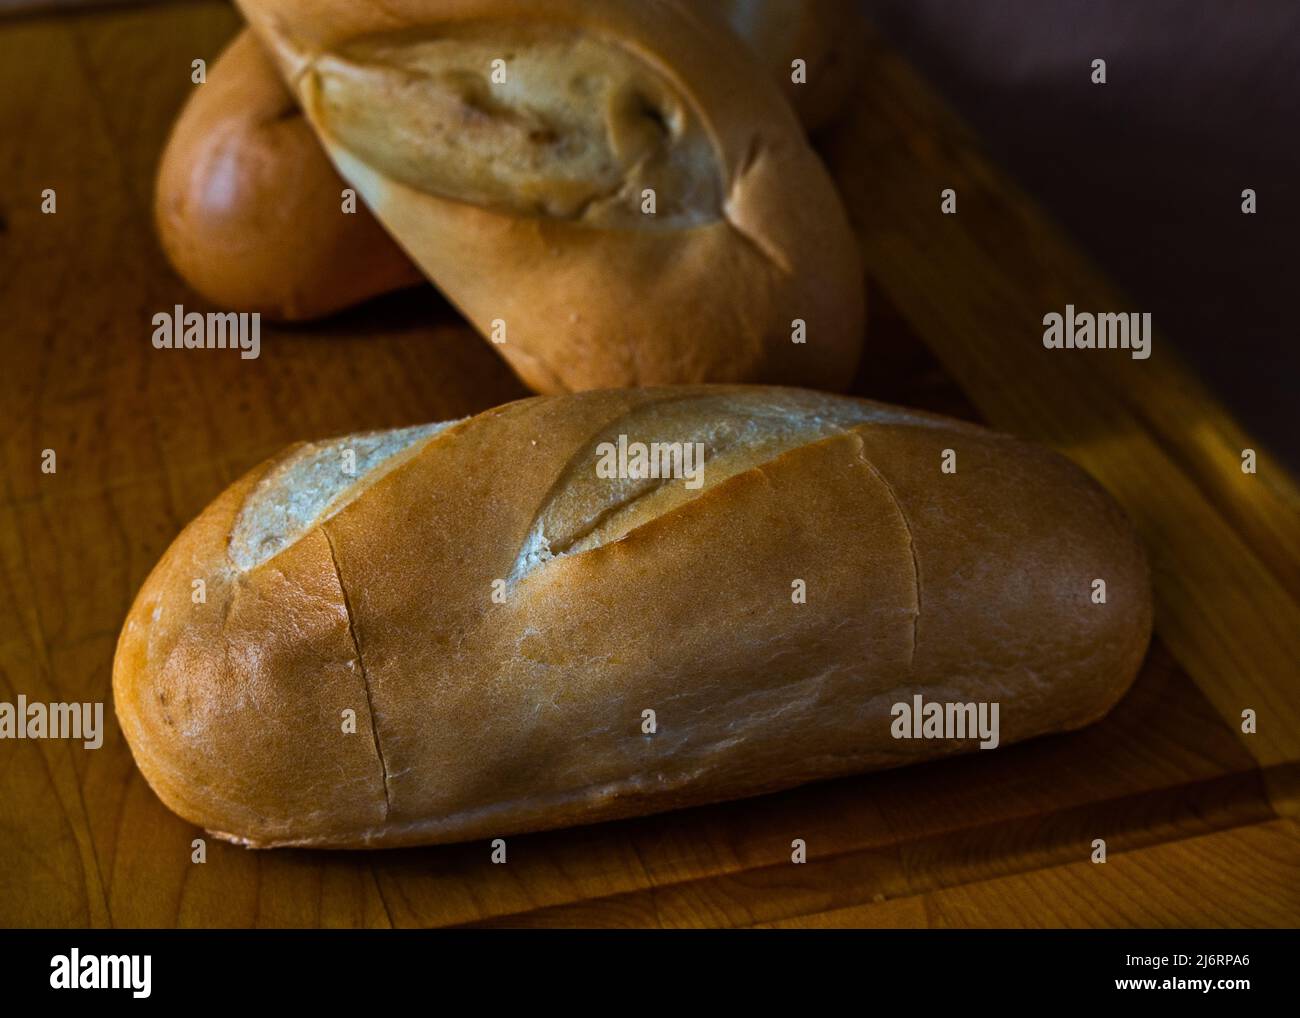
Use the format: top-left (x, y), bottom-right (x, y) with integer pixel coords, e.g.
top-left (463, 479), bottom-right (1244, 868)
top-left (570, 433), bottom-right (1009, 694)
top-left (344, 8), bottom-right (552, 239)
top-left (113, 387), bottom-right (1152, 849)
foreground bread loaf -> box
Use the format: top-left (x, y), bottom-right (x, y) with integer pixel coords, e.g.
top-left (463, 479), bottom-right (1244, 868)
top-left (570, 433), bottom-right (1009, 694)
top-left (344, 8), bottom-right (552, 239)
top-left (156, 2), bottom-right (864, 321)
top-left (233, 0), bottom-right (864, 392)
top-left (113, 387), bottom-right (1152, 849)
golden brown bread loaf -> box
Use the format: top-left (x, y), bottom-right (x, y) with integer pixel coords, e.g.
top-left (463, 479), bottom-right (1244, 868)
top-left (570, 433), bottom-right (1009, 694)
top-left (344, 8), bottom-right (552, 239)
top-left (154, 30), bottom-right (424, 320)
top-left (156, 2), bottom-right (863, 321)
top-left (231, 0), bottom-right (864, 392)
top-left (113, 387), bottom-right (1152, 849)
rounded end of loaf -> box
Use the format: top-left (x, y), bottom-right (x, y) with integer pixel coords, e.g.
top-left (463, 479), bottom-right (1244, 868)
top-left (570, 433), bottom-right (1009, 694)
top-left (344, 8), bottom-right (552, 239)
top-left (153, 30), bottom-right (422, 322)
top-left (1034, 441), bottom-right (1154, 726)
top-left (112, 454), bottom-right (391, 848)
top-left (911, 429), bottom-right (1154, 739)
top-left (1040, 446), bottom-right (1154, 728)
top-left (1050, 447), bottom-right (1154, 722)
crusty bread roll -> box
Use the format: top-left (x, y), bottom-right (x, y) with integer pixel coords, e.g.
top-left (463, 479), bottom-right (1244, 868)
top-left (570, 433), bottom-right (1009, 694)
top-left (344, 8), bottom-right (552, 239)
top-left (155, 30), bottom-right (424, 320)
top-left (156, 3), bottom-right (863, 322)
top-left (232, 0), bottom-right (864, 392)
top-left (113, 387), bottom-right (1152, 849)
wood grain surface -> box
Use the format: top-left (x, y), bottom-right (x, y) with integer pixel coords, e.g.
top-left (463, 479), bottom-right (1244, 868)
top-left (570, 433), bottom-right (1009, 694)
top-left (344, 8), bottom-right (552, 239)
top-left (0, 3), bottom-right (1296, 929)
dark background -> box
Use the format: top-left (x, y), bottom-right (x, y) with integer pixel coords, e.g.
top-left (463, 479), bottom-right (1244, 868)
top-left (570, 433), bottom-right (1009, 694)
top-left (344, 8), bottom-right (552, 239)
top-left (864, 0), bottom-right (1298, 471)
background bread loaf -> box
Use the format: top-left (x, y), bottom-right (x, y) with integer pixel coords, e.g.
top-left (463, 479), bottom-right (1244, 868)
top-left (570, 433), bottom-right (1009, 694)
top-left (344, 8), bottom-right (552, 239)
top-left (154, 30), bottom-right (424, 320)
top-left (113, 387), bottom-right (1152, 849)
top-left (155, 3), bottom-right (864, 321)
top-left (233, 0), bottom-right (864, 392)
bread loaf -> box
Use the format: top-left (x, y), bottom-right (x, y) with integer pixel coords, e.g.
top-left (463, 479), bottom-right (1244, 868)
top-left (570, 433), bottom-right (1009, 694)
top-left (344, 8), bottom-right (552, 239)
top-left (232, 0), bottom-right (864, 392)
top-left (154, 30), bottom-right (424, 320)
top-left (113, 387), bottom-right (1152, 849)
top-left (156, 2), bottom-right (863, 321)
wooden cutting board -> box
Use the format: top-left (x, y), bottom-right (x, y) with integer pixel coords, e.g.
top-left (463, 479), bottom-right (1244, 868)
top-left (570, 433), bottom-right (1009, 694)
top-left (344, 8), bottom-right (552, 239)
top-left (1, 2), bottom-right (1296, 928)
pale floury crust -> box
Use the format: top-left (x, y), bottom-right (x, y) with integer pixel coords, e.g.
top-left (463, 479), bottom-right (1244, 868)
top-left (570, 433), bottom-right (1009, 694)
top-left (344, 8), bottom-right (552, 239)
top-left (113, 387), bottom-right (1153, 849)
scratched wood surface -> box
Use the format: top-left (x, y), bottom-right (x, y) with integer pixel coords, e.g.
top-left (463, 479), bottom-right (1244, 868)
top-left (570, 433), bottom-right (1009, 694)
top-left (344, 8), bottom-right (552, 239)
top-left (0, 4), bottom-right (1296, 929)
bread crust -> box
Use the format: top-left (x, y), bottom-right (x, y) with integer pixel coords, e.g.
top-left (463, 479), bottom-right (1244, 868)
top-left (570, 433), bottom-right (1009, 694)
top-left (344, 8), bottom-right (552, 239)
top-left (113, 387), bottom-right (1152, 849)
top-left (154, 30), bottom-right (424, 320)
top-left (232, 0), bottom-right (864, 392)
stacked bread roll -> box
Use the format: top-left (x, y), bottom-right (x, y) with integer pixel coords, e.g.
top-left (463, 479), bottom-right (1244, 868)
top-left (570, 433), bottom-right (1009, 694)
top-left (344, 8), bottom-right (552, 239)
top-left (157, 0), bottom-right (868, 391)
top-left (118, 2), bottom-right (1153, 849)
